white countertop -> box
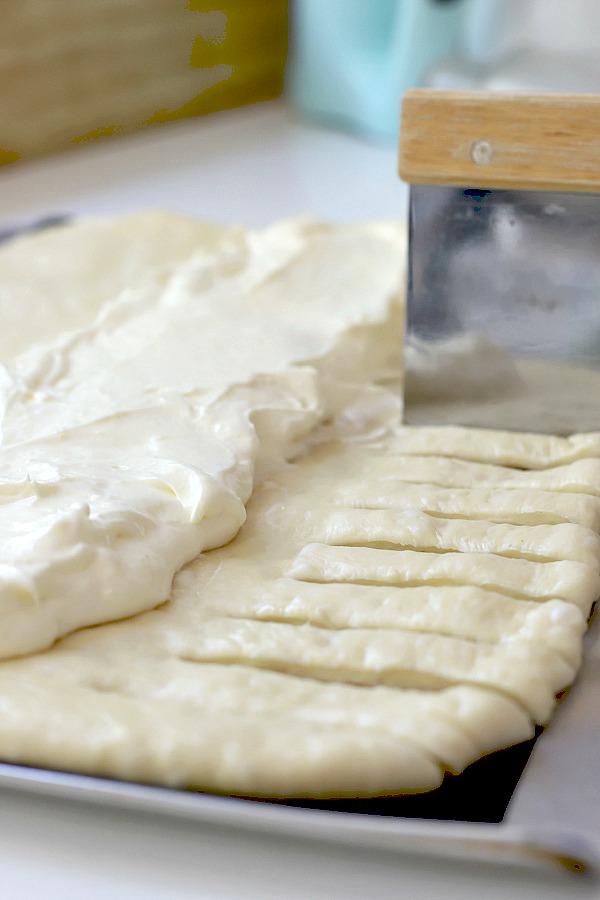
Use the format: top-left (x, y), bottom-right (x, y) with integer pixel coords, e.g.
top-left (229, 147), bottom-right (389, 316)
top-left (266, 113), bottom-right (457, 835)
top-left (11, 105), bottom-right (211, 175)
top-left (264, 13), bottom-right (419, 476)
top-left (0, 99), bottom-right (407, 227)
top-left (0, 100), bottom-right (597, 900)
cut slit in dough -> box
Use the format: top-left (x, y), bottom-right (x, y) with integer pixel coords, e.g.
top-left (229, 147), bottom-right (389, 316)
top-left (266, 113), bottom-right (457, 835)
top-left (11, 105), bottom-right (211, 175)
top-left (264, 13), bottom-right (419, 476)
top-left (314, 506), bottom-right (600, 567)
top-left (390, 425), bottom-right (600, 469)
top-left (288, 543), bottom-right (600, 615)
top-left (331, 480), bottom-right (600, 530)
top-left (211, 576), bottom-right (585, 666)
top-left (368, 455), bottom-right (600, 495)
top-left (177, 615), bottom-right (574, 721)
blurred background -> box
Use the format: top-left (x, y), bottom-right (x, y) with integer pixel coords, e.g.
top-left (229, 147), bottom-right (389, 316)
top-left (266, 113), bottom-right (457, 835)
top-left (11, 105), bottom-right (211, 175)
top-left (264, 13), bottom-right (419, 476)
top-left (1, 6), bottom-right (600, 897)
top-left (2, 0), bottom-right (600, 168)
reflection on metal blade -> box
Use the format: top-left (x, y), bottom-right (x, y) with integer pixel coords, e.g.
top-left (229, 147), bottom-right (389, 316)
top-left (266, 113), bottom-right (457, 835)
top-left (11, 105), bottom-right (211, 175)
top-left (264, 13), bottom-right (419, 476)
top-left (404, 186), bottom-right (600, 433)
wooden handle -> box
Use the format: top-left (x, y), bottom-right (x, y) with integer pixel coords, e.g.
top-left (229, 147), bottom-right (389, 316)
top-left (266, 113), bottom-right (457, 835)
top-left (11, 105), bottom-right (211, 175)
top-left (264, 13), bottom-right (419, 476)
top-left (399, 89), bottom-right (600, 192)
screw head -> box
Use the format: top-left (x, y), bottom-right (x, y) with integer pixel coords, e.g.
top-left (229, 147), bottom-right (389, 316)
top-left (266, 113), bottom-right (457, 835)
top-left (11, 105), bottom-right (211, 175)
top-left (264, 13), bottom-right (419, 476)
top-left (470, 140), bottom-right (494, 166)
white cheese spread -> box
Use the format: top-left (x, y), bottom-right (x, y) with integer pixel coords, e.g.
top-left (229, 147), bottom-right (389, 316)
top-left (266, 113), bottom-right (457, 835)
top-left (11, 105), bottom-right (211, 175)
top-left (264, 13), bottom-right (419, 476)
top-left (0, 215), bottom-right (404, 659)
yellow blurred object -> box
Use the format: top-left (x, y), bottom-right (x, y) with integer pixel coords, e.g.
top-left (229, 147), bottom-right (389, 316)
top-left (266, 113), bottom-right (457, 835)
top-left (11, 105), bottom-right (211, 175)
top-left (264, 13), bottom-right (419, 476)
top-left (0, 0), bottom-right (288, 165)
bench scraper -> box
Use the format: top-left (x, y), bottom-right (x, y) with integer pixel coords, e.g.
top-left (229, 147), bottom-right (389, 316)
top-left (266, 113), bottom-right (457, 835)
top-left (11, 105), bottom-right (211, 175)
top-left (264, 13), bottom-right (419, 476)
top-left (399, 89), bottom-right (600, 434)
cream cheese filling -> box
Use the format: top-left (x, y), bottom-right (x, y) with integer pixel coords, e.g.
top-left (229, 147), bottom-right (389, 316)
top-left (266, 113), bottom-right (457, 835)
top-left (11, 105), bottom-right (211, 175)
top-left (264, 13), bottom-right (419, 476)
top-left (0, 216), bottom-right (404, 660)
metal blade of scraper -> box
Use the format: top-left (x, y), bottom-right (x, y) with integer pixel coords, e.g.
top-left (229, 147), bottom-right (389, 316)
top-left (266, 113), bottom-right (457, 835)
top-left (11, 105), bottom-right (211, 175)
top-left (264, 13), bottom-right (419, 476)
top-left (399, 89), bottom-right (600, 433)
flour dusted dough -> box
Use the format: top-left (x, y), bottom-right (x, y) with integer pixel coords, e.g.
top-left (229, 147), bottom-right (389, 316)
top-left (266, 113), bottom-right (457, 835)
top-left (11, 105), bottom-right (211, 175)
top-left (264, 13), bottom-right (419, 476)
top-left (0, 212), bottom-right (597, 796)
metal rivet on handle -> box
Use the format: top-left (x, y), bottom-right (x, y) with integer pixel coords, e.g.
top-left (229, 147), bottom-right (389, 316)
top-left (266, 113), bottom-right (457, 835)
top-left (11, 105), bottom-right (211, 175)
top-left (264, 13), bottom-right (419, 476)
top-left (470, 140), bottom-right (494, 165)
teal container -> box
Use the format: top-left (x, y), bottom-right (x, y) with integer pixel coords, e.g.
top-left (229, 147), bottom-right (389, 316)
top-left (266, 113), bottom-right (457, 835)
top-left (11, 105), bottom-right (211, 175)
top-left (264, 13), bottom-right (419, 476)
top-left (287, 0), bottom-right (467, 141)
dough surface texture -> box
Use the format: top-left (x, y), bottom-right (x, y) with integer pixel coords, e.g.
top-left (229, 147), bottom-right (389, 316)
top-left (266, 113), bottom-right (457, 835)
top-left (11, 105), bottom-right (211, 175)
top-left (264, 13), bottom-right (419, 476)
top-left (0, 212), bottom-right (596, 797)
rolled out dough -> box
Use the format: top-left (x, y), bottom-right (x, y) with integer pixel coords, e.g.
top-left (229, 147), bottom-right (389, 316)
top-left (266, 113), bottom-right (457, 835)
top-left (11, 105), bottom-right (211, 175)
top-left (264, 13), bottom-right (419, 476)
top-left (0, 212), bottom-right (596, 797)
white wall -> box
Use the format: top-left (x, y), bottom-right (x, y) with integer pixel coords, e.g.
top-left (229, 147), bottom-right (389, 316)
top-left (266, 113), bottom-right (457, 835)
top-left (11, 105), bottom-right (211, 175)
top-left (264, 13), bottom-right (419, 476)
top-left (526, 0), bottom-right (600, 51)
top-left (463, 0), bottom-right (600, 61)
